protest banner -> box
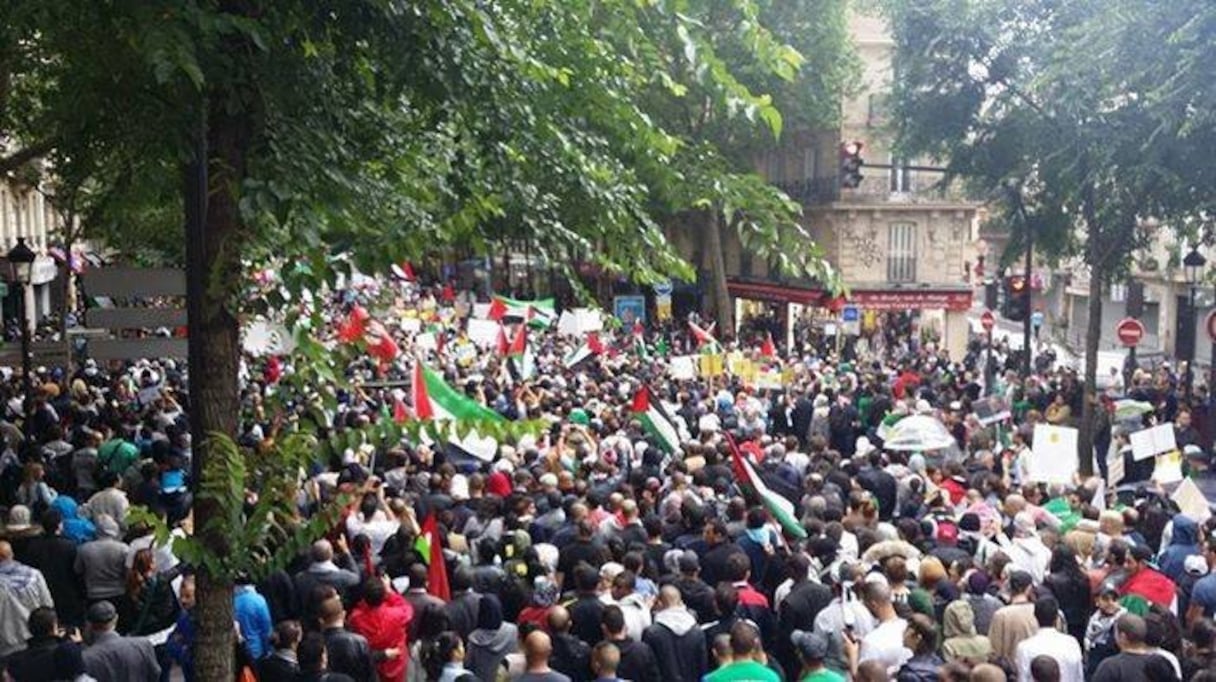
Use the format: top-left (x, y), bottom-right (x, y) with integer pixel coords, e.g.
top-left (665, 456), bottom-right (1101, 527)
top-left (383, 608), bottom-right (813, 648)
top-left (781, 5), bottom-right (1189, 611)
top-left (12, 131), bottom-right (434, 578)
top-left (1172, 477), bottom-right (1213, 523)
top-left (466, 318), bottom-right (501, 347)
top-left (1028, 424), bottom-right (1078, 483)
top-left (669, 355), bottom-right (697, 380)
top-left (699, 353), bottom-right (724, 378)
top-left (1129, 423), bottom-right (1177, 461)
top-left (973, 396), bottom-right (1012, 426)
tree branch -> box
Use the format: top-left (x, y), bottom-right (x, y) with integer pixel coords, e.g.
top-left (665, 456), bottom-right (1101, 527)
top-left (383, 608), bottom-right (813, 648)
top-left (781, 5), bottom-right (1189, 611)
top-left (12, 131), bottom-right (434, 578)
top-left (0, 139), bottom-right (55, 176)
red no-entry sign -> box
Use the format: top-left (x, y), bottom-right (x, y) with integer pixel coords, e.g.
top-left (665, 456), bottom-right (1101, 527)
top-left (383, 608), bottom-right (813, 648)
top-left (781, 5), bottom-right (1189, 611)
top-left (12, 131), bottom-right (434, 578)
top-left (980, 310), bottom-right (996, 333)
top-left (1117, 317), bottom-right (1146, 347)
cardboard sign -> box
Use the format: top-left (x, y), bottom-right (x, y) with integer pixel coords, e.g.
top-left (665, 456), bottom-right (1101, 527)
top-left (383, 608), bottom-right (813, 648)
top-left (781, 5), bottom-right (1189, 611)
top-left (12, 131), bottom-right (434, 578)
top-left (414, 332), bottom-right (438, 351)
top-left (1028, 424), bottom-right (1079, 483)
top-left (466, 318), bottom-right (501, 347)
top-left (973, 396), bottom-right (1012, 426)
top-left (1172, 477), bottom-right (1213, 523)
top-left (1153, 450), bottom-right (1184, 484)
top-left (1130, 423), bottom-right (1177, 461)
top-left (669, 355), bottom-right (697, 380)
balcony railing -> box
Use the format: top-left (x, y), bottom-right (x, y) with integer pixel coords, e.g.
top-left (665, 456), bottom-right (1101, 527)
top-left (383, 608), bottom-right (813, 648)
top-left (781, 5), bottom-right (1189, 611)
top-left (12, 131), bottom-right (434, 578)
top-left (772, 176), bottom-right (841, 205)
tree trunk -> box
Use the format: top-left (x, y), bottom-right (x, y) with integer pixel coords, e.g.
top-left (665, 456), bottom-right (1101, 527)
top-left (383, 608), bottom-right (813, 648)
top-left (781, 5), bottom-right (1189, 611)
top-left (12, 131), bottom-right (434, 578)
top-left (186, 90), bottom-right (253, 682)
top-left (704, 208), bottom-right (734, 336)
top-left (1078, 260), bottom-right (1103, 477)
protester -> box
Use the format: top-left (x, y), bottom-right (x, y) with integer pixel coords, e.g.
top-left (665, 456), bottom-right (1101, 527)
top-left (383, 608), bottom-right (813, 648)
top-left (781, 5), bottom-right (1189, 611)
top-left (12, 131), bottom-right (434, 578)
top-left (2, 279), bottom-right (1215, 682)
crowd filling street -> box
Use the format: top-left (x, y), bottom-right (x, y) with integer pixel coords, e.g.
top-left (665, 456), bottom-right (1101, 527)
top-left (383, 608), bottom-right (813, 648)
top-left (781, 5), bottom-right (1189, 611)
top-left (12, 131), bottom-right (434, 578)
top-left (2, 277), bottom-right (1215, 682)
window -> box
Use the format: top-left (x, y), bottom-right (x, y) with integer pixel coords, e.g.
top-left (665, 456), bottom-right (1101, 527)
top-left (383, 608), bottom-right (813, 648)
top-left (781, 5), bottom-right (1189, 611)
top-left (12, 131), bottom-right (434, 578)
top-left (867, 94), bottom-right (890, 128)
top-left (888, 223), bottom-right (917, 283)
top-left (802, 147), bottom-right (818, 180)
top-left (889, 156), bottom-right (912, 193)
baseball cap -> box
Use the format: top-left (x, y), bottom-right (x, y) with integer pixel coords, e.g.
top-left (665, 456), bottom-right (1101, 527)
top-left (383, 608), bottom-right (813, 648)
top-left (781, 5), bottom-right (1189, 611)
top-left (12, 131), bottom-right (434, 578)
top-left (87, 601), bottom-right (118, 624)
top-left (791, 630), bottom-right (829, 661)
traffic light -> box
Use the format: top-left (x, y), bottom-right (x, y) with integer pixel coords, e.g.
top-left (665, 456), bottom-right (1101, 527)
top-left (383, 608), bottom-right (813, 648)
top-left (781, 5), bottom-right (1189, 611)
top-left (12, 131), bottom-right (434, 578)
top-left (839, 141), bottom-right (865, 189)
top-left (1002, 275), bottom-right (1030, 321)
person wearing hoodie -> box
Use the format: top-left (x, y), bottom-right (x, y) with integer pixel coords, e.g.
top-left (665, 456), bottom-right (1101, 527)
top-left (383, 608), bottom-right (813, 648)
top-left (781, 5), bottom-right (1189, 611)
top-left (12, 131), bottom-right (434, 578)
top-left (1158, 513), bottom-right (1200, 583)
top-left (465, 594), bottom-right (518, 682)
top-left (606, 571), bottom-right (651, 642)
top-left (347, 576), bottom-right (412, 682)
top-left (940, 600), bottom-right (992, 665)
top-left (73, 513), bottom-right (129, 605)
top-left (641, 586), bottom-right (706, 682)
top-left (894, 614), bottom-right (944, 682)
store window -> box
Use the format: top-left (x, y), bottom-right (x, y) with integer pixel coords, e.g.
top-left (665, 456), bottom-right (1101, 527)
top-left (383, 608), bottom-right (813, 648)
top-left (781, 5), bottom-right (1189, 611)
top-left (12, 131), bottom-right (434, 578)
top-left (888, 222), bottom-right (917, 283)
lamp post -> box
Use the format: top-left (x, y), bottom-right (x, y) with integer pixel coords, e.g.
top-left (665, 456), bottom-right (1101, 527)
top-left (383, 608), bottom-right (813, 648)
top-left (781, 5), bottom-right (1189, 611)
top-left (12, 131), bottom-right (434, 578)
top-left (7, 238), bottom-right (35, 441)
top-left (1183, 246), bottom-right (1206, 406)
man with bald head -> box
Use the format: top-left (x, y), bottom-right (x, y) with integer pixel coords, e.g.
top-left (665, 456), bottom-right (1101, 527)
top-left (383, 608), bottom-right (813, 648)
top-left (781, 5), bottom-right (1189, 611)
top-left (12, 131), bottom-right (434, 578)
top-left (0, 540), bottom-right (54, 658)
top-left (642, 585), bottom-right (707, 682)
top-left (517, 630), bottom-right (572, 682)
top-left (548, 605), bottom-right (591, 682)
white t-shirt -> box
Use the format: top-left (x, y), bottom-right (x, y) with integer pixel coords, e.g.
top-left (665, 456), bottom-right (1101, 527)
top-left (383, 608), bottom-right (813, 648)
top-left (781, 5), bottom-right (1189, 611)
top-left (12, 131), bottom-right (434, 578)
top-left (859, 617), bottom-right (911, 676)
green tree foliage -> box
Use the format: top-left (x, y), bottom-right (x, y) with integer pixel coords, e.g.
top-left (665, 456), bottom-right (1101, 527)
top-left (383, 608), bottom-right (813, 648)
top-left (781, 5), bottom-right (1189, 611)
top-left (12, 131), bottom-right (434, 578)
top-left (882, 0), bottom-right (1211, 470)
top-left (3, 1), bottom-right (852, 678)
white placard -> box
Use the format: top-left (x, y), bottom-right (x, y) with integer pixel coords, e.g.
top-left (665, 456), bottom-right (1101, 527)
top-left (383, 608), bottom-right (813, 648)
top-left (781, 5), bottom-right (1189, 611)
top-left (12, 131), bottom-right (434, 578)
top-left (399, 317), bottom-right (422, 334)
top-left (1153, 451), bottom-right (1184, 484)
top-left (466, 318), bottom-right (501, 347)
top-left (414, 332), bottom-right (437, 351)
top-left (1172, 477), bottom-right (1213, 523)
top-left (472, 303), bottom-right (492, 320)
top-left (1029, 424), bottom-right (1079, 483)
top-left (1130, 423), bottom-right (1177, 461)
top-left (557, 308), bottom-right (604, 337)
top-left (669, 355), bottom-right (697, 380)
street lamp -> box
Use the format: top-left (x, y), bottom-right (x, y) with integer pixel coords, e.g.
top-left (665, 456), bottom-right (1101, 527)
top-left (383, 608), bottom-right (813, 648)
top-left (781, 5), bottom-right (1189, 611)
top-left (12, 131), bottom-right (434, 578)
top-left (1183, 246), bottom-right (1206, 405)
top-left (7, 238), bottom-right (35, 443)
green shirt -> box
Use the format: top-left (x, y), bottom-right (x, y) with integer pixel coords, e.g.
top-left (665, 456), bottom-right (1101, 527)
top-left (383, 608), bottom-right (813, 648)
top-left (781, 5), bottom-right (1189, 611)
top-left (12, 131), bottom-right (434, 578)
top-left (98, 438), bottom-right (139, 477)
top-left (801, 669), bottom-right (846, 682)
top-left (705, 660), bottom-right (781, 682)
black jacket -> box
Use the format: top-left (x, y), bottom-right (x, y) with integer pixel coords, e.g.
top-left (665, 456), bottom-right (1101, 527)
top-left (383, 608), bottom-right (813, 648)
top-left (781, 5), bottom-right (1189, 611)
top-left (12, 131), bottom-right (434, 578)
top-left (22, 534), bottom-right (85, 625)
top-left (613, 637), bottom-right (661, 682)
top-left (550, 631), bottom-right (591, 682)
top-left (322, 626), bottom-right (375, 682)
top-left (568, 593), bottom-right (605, 648)
top-left (776, 581), bottom-right (833, 675)
top-left (699, 541), bottom-right (745, 589)
top-left (673, 576), bottom-right (716, 623)
top-left (259, 652), bottom-right (300, 682)
top-left (4, 635), bottom-right (62, 682)
top-left (444, 591), bottom-right (483, 640)
top-left (642, 609), bottom-right (707, 682)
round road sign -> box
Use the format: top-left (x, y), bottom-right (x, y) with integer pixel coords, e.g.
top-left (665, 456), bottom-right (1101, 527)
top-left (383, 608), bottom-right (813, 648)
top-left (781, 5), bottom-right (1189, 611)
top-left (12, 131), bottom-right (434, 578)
top-left (980, 310), bottom-right (996, 333)
top-left (1116, 317), bottom-right (1146, 348)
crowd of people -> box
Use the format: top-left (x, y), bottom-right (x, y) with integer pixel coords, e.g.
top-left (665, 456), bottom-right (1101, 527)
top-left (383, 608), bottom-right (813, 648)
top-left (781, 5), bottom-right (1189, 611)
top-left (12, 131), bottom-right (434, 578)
top-left (0, 278), bottom-right (1214, 682)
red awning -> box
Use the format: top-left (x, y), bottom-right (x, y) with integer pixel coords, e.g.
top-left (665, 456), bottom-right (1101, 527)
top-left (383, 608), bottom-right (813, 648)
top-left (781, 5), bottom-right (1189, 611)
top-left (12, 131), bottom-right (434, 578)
top-left (848, 289), bottom-right (972, 311)
top-left (726, 280), bottom-right (826, 305)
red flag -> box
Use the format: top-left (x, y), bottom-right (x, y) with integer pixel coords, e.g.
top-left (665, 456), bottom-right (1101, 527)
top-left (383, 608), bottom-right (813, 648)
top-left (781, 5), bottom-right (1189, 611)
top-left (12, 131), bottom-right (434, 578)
top-left (412, 362), bottom-right (435, 420)
top-left (689, 320), bottom-right (718, 347)
top-left (508, 324), bottom-right (527, 358)
top-left (496, 325), bottom-right (510, 356)
top-left (263, 356), bottom-right (282, 385)
top-left (421, 513), bottom-right (451, 601)
top-left (588, 333), bottom-right (605, 355)
top-left (392, 396), bottom-right (409, 424)
top-left (487, 297), bottom-right (507, 321)
top-left (337, 306), bottom-right (370, 343)
top-left (441, 283), bottom-right (455, 303)
top-left (760, 332), bottom-right (775, 358)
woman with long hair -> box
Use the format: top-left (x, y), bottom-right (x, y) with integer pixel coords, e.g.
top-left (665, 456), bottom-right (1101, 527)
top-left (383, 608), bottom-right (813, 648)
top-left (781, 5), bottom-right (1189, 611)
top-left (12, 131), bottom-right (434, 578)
top-left (121, 548), bottom-right (182, 682)
top-left (1044, 544), bottom-right (1094, 643)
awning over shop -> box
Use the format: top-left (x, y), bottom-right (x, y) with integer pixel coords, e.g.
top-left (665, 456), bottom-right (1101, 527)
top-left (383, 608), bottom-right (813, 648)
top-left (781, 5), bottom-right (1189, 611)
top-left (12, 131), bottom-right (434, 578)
top-left (727, 277), bottom-right (972, 311)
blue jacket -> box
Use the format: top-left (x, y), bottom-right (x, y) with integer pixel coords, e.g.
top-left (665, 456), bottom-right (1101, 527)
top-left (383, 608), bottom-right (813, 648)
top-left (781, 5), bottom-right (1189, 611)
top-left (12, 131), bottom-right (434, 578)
top-left (234, 585), bottom-right (273, 660)
top-left (1160, 514), bottom-right (1200, 582)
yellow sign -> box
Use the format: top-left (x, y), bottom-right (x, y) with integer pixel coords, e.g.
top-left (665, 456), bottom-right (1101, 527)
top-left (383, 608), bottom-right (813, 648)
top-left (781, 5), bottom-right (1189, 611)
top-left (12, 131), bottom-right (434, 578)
top-left (656, 297), bottom-right (672, 321)
top-left (699, 353), bottom-right (725, 378)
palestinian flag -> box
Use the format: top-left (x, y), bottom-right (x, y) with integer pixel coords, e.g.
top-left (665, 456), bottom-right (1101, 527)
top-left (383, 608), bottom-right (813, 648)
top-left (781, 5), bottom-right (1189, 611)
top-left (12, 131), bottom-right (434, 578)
top-left (412, 362), bottom-right (503, 461)
top-left (563, 333), bottom-right (604, 369)
top-left (689, 320), bottom-right (720, 351)
top-left (496, 324), bottom-right (510, 357)
top-left (631, 387), bottom-right (681, 455)
top-left (414, 513), bottom-right (451, 601)
top-left (392, 396), bottom-right (409, 424)
top-left (507, 324), bottom-right (535, 381)
top-left (488, 295), bottom-right (556, 328)
top-left (760, 332), bottom-right (776, 358)
top-left (727, 432), bottom-right (807, 539)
